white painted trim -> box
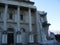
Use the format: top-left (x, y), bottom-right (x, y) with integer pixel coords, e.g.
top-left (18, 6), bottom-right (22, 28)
top-left (29, 35), bottom-right (34, 43)
top-left (2, 34), bottom-right (7, 43)
top-left (16, 34), bottom-right (22, 43)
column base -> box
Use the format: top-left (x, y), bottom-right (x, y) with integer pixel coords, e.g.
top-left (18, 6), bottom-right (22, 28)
top-left (16, 43), bottom-right (22, 45)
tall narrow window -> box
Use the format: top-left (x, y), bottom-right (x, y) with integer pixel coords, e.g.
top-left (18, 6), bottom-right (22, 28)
top-left (0, 12), bottom-right (1, 18)
top-left (9, 13), bottom-right (13, 19)
top-left (20, 15), bottom-right (23, 20)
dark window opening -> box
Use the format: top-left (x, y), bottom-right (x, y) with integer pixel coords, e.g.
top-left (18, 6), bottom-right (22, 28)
top-left (9, 13), bottom-right (13, 19)
top-left (7, 33), bottom-right (14, 45)
top-left (7, 28), bottom-right (14, 45)
top-left (0, 12), bottom-right (1, 18)
top-left (20, 15), bottom-right (23, 20)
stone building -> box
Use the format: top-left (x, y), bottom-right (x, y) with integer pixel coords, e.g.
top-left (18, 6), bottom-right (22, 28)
top-left (0, 0), bottom-right (50, 45)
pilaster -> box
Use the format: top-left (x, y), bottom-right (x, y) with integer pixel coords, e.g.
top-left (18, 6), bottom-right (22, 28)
top-left (36, 11), bottom-right (42, 44)
top-left (28, 8), bottom-right (34, 44)
top-left (16, 6), bottom-right (22, 45)
top-left (4, 4), bottom-right (8, 31)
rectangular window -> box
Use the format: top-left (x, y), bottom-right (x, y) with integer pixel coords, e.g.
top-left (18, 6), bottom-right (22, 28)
top-left (9, 13), bottom-right (13, 19)
top-left (0, 12), bottom-right (1, 18)
top-left (20, 15), bottom-right (23, 20)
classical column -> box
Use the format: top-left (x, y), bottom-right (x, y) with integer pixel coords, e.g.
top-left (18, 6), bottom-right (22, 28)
top-left (2, 4), bottom-right (8, 45)
top-left (4, 4), bottom-right (8, 31)
top-left (17, 6), bottom-right (20, 31)
top-left (28, 8), bottom-right (34, 44)
top-left (16, 6), bottom-right (22, 45)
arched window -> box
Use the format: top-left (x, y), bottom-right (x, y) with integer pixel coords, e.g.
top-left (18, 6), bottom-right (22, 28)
top-left (20, 28), bottom-right (25, 32)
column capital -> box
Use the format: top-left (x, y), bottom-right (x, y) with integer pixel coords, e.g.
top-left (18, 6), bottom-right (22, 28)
top-left (5, 4), bottom-right (8, 7)
top-left (28, 7), bottom-right (31, 11)
top-left (17, 6), bottom-right (20, 8)
top-left (28, 32), bottom-right (33, 35)
top-left (16, 31), bottom-right (21, 34)
top-left (2, 31), bottom-right (7, 34)
top-left (5, 4), bottom-right (8, 5)
top-left (28, 7), bottom-right (31, 9)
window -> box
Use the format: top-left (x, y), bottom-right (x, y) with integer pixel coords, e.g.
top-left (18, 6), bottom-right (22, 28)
top-left (9, 13), bottom-right (13, 19)
top-left (20, 15), bottom-right (23, 20)
top-left (0, 12), bottom-right (1, 18)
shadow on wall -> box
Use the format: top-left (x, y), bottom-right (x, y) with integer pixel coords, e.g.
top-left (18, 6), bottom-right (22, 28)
top-left (55, 34), bottom-right (60, 42)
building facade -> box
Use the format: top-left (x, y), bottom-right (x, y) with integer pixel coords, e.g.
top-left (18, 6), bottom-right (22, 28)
top-left (0, 0), bottom-right (50, 45)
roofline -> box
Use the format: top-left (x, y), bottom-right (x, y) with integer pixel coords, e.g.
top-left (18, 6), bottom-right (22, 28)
top-left (23, 1), bottom-right (35, 5)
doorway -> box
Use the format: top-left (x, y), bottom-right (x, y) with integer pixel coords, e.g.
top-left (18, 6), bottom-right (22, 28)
top-left (7, 33), bottom-right (14, 45)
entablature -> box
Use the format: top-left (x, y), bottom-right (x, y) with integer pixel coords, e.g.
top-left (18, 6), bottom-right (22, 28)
top-left (0, 0), bottom-right (35, 9)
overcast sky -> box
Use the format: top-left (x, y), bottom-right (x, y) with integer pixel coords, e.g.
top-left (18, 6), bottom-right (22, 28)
top-left (30, 0), bottom-right (60, 34)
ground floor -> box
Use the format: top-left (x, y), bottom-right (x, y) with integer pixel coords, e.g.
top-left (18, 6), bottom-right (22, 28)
top-left (0, 30), bottom-right (34, 45)
top-left (0, 31), bottom-right (48, 45)
top-left (0, 26), bottom-right (48, 45)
